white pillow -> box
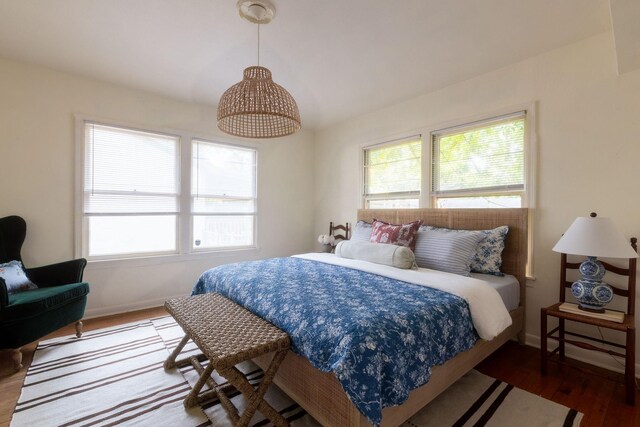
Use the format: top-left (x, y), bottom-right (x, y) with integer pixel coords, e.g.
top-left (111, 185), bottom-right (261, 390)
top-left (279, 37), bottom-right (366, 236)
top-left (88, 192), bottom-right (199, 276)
top-left (334, 240), bottom-right (416, 269)
top-left (0, 260), bottom-right (38, 294)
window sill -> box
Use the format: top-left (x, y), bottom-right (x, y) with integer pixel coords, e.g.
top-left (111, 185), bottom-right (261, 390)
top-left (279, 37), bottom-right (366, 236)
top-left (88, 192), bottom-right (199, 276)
top-left (86, 246), bottom-right (259, 270)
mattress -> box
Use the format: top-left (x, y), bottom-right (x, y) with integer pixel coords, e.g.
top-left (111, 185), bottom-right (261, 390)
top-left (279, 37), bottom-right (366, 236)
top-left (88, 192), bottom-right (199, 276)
top-left (471, 272), bottom-right (520, 311)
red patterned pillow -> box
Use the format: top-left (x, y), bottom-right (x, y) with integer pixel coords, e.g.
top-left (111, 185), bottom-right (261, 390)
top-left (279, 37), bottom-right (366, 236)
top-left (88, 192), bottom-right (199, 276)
top-left (369, 219), bottom-right (423, 250)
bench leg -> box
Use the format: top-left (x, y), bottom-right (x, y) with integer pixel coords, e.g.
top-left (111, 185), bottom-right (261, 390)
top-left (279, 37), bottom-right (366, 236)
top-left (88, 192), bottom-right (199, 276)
top-left (184, 362), bottom-right (215, 408)
top-left (219, 349), bottom-right (289, 427)
top-left (164, 334), bottom-right (191, 370)
top-left (190, 356), bottom-right (238, 407)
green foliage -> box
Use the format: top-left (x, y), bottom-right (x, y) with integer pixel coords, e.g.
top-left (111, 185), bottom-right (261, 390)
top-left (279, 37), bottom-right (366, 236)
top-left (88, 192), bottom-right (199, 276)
top-left (365, 140), bottom-right (421, 194)
top-left (434, 120), bottom-right (524, 192)
top-left (364, 118), bottom-right (525, 210)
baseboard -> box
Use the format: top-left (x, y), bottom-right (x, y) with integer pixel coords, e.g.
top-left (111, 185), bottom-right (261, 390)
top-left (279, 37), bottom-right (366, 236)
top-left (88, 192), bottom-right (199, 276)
top-left (84, 295), bottom-right (182, 319)
top-left (525, 333), bottom-right (640, 379)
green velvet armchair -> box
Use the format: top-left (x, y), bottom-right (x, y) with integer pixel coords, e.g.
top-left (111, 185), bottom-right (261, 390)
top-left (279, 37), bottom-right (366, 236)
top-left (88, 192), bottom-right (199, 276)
top-left (0, 216), bottom-right (89, 371)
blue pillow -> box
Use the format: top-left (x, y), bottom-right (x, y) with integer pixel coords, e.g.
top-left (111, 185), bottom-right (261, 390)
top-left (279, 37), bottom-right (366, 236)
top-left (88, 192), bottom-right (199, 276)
top-left (0, 260), bottom-right (38, 294)
top-left (414, 228), bottom-right (485, 276)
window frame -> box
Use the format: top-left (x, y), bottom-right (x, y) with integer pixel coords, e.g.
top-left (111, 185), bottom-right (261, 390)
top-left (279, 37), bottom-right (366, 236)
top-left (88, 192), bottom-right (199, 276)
top-left (74, 116), bottom-right (259, 265)
top-left (430, 111), bottom-right (528, 209)
top-left (361, 135), bottom-right (423, 209)
top-left (80, 122), bottom-right (182, 261)
top-left (190, 138), bottom-right (258, 252)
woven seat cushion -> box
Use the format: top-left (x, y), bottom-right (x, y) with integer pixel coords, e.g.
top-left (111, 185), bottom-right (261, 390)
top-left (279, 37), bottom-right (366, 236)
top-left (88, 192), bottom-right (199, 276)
top-left (4, 282), bottom-right (89, 320)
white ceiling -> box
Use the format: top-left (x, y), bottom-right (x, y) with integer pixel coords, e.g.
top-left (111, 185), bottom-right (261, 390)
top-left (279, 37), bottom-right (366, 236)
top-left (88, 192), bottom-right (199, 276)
top-left (0, 0), bottom-right (611, 130)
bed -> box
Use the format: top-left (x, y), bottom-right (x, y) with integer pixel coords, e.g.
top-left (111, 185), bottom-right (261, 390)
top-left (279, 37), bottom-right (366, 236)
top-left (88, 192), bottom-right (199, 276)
top-left (194, 208), bottom-right (528, 426)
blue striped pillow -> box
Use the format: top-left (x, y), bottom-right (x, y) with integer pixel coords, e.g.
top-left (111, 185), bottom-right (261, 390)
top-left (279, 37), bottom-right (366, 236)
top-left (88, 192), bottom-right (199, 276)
top-left (422, 225), bottom-right (509, 275)
top-left (414, 228), bottom-right (484, 276)
top-left (351, 220), bottom-right (373, 242)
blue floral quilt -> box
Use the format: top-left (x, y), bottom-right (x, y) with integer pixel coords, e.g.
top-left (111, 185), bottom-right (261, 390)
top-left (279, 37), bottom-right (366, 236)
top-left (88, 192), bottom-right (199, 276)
top-left (192, 257), bottom-right (478, 425)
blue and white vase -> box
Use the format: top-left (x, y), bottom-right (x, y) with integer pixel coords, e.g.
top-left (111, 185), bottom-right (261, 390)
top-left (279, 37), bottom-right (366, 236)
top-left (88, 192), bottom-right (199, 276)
top-left (571, 256), bottom-right (613, 312)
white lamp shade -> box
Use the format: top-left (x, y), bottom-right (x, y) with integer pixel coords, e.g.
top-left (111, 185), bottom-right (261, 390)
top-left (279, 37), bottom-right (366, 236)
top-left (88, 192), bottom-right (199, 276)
top-left (552, 216), bottom-right (638, 259)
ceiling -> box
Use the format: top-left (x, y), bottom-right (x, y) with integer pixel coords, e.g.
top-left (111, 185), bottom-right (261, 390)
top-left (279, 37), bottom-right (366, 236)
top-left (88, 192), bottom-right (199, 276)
top-left (0, 0), bottom-right (611, 130)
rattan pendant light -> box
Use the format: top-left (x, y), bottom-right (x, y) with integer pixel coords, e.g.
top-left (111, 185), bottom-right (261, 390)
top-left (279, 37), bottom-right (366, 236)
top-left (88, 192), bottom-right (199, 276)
top-left (217, 0), bottom-right (301, 139)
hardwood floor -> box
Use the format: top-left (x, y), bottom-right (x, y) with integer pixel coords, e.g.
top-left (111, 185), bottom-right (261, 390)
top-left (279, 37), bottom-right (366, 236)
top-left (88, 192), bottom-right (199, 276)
top-left (1, 307), bottom-right (638, 426)
top-left (476, 340), bottom-right (639, 426)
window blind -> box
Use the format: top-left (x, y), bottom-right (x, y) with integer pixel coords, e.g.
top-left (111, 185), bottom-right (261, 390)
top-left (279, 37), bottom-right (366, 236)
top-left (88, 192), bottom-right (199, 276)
top-left (431, 113), bottom-right (525, 196)
top-left (363, 138), bottom-right (422, 199)
top-left (191, 140), bottom-right (256, 214)
top-left (191, 140), bottom-right (257, 249)
top-left (83, 123), bottom-right (180, 257)
top-left (84, 123), bottom-right (180, 214)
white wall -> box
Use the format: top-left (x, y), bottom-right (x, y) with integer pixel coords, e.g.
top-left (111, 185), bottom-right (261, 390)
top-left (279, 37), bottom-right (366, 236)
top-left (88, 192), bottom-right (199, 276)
top-left (0, 57), bottom-right (315, 317)
top-left (313, 32), bottom-right (640, 373)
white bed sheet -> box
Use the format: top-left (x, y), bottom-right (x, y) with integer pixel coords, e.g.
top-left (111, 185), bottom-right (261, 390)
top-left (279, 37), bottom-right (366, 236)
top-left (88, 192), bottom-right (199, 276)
top-left (470, 272), bottom-right (520, 311)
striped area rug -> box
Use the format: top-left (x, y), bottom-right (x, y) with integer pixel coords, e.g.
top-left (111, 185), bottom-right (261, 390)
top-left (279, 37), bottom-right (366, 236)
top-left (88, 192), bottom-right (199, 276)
top-left (11, 320), bottom-right (208, 426)
top-left (11, 317), bottom-right (582, 427)
top-left (402, 370), bottom-right (583, 427)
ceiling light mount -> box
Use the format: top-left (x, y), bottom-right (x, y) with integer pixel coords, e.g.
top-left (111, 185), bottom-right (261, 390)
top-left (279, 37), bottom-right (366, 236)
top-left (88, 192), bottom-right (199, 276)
top-left (238, 0), bottom-right (275, 24)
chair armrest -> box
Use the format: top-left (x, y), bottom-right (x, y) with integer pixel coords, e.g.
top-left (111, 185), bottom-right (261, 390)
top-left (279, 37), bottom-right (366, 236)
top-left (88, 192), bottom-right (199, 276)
top-left (0, 277), bottom-right (7, 309)
top-left (26, 258), bottom-right (87, 287)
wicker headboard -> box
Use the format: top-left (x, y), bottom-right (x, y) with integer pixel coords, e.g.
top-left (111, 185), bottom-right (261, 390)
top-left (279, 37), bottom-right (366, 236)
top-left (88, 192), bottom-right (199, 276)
top-left (357, 208), bottom-right (529, 307)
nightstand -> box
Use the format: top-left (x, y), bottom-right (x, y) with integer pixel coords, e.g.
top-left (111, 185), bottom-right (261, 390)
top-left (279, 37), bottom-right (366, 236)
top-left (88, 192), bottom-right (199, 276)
top-left (540, 246), bottom-right (637, 405)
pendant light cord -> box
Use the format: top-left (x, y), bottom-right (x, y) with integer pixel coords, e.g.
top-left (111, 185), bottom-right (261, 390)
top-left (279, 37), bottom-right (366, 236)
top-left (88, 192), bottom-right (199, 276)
top-left (257, 23), bottom-right (260, 66)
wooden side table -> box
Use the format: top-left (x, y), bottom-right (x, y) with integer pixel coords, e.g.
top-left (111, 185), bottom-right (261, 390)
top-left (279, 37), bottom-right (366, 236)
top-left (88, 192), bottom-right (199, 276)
top-left (540, 247), bottom-right (637, 406)
top-left (541, 302), bottom-right (635, 405)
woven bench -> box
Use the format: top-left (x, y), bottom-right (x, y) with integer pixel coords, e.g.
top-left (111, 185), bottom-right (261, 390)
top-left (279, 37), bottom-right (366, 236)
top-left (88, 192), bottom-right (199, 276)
top-left (163, 293), bottom-right (291, 427)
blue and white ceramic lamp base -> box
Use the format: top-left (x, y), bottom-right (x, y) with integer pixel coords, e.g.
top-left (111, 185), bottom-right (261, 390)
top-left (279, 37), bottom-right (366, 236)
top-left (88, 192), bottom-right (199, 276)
top-left (571, 257), bottom-right (613, 313)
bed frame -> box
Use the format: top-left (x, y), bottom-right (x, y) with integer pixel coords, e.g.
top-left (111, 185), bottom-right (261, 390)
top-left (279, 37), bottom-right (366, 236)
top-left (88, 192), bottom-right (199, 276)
top-left (254, 208), bottom-right (528, 426)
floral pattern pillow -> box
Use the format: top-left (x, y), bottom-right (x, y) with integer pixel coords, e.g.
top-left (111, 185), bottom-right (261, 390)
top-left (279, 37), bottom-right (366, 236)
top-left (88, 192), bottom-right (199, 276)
top-left (422, 225), bottom-right (509, 275)
top-left (0, 260), bottom-right (38, 294)
top-left (369, 219), bottom-right (423, 250)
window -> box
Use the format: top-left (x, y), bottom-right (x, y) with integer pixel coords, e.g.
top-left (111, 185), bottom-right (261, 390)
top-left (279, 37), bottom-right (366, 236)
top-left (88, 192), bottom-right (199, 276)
top-left (362, 137), bottom-right (422, 208)
top-left (83, 124), bottom-right (180, 258)
top-left (191, 140), bottom-right (257, 250)
top-left (431, 112), bottom-right (526, 208)
top-left (80, 121), bottom-right (257, 260)
top-left (359, 110), bottom-right (533, 275)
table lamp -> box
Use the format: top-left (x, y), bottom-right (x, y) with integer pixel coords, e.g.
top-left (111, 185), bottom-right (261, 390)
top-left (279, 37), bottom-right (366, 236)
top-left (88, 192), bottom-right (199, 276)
top-left (552, 212), bottom-right (638, 313)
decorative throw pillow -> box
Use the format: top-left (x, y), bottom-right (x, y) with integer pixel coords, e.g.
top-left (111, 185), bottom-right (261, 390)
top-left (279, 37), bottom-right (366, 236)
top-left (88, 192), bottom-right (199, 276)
top-left (471, 226), bottom-right (509, 275)
top-left (414, 228), bottom-right (485, 276)
top-left (0, 260), bottom-right (38, 294)
top-left (421, 225), bottom-right (509, 275)
top-left (369, 219), bottom-right (423, 250)
top-left (351, 220), bottom-right (373, 242)
top-left (335, 240), bottom-right (417, 269)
